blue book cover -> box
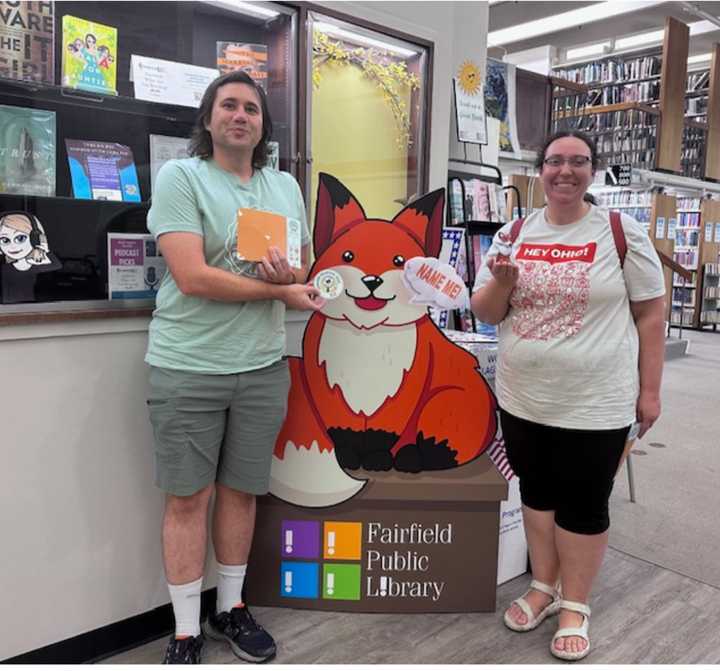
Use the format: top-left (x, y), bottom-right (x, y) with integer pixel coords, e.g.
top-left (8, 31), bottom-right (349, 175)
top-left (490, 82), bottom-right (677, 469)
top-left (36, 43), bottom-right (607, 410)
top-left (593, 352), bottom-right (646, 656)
top-left (65, 139), bottom-right (141, 201)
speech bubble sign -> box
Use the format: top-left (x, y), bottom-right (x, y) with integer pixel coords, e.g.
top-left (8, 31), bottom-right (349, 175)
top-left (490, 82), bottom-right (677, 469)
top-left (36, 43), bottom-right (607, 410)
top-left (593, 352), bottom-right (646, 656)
top-left (402, 256), bottom-right (469, 311)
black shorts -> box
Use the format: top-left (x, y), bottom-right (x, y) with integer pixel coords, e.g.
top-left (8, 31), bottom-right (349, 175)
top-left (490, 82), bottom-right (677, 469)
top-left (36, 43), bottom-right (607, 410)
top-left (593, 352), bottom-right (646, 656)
top-left (500, 409), bottom-right (630, 535)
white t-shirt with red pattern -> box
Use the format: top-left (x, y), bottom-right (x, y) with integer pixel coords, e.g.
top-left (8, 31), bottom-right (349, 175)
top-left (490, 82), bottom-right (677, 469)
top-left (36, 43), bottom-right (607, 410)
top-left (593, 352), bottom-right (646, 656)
top-left (473, 205), bottom-right (666, 430)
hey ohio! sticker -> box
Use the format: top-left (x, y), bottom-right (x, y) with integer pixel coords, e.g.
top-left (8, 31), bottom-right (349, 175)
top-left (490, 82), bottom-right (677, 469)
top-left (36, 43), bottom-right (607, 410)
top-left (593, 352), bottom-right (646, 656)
top-left (516, 242), bottom-right (597, 265)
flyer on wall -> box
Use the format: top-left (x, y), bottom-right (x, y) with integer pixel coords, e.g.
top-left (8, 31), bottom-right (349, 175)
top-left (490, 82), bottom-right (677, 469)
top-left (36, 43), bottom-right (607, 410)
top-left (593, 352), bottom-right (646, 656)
top-left (66, 139), bottom-right (141, 201)
top-left (107, 233), bottom-right (166, 299)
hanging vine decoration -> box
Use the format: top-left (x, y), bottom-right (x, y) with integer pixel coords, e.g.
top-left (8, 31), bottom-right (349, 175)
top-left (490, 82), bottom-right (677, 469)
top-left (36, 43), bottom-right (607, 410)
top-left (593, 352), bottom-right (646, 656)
top-left (312, 31), bottom-right (421, 149)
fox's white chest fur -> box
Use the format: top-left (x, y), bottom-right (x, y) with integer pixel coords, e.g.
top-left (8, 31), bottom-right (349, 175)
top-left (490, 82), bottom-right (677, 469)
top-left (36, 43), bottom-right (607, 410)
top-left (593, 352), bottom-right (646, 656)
top-left (318, 319), bottom-right (417, 416)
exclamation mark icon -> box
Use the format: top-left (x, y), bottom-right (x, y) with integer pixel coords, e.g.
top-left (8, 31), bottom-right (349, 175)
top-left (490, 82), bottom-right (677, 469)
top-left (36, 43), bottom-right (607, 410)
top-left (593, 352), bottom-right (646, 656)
top-left (326, 572), bottom-right (335, 596)
top-left (285, 530), bottom-right (293, 554)
top-left (327, 531), bottom-right (336, 556)
top-left (380, 576), bottom-right (388, 597)
top-left (284, 570), bottom-right (293, 594)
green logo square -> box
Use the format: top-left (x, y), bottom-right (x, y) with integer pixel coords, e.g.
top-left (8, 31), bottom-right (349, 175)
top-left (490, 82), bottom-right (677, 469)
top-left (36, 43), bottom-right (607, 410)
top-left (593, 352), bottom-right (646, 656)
top-left (322, 563), bottom-right (361, 600)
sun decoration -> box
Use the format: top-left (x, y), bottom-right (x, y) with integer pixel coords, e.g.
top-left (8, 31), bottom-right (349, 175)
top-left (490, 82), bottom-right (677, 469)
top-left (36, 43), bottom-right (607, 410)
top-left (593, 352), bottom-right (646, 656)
top-left (457, 60), bottom-right (482, 96)
top-left (312, 31), bottom-right (421, 149)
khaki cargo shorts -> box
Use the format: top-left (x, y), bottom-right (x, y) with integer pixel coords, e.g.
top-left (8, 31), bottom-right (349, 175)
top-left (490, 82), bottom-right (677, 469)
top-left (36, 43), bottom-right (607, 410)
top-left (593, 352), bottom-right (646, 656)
top-left (147, 359), bottom-right (290, 496)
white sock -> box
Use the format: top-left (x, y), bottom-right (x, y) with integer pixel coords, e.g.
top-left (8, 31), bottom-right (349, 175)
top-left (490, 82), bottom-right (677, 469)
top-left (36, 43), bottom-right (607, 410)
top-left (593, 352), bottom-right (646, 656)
top-left (216, 562), bottom-right (247, 614)
top-left (168, 576), bottom-right (202, 638)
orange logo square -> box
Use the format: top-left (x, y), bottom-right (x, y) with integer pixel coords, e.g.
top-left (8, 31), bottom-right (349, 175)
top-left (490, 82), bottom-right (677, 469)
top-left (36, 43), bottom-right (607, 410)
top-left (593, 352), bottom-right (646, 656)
top-left (323, 521), bottom-right (362, 560)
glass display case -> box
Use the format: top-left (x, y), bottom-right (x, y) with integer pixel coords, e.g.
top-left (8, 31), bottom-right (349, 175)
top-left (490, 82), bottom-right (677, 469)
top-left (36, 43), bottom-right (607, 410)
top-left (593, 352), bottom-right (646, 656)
top-left (0, 1), bottom-right (435, 321)
top-left (0, 0), bottom-right (297, 317)
top-left (306, 9), bottom-right (430, 221)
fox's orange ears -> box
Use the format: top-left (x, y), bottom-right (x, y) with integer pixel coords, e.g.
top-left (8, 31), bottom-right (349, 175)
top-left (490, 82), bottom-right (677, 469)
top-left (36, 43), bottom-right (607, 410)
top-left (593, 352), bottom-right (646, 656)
top-left (314, 173), bottom-right (445, 258)
top-left (314, 173), bottom-right (366, 256)
top-left (392, 189), bottom-right (445, 258)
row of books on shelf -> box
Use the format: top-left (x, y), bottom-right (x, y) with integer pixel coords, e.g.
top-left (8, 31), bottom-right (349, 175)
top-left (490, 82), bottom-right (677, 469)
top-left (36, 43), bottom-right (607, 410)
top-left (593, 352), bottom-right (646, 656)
top-left (1, 7), bottom-right (268, 98)
top-left (593, 190), bottom-right (652, 206)
top-left (0, 103), bottom-right (280, 199)
top-left (670, 306), bottom-right (696, 324)
top-left (595, 131), bottom-right (656, 156)
top-left (563, 109), bottom-right (657, 133)
top-left (688, 71), bottom-right (710, 91)
top-left (449, 179), bottom-right (506, 225)
top-left (585, 81), bottom-right (659, 106)
top-left (678, 198), bottom-right (702, 210)
top-left (554, 55), bottom-right (661, 86)
top-left (686, 97), bottom-right (708, 116)
top-left (678, 211), bottom-right (701, 227)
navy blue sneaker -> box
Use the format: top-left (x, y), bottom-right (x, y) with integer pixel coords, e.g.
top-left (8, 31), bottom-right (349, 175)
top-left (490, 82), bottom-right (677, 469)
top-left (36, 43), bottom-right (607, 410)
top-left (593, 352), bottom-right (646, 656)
top-left (203, 605), bottom-right (276, 662)
top-left (162, 634), bottom-right (204, 664)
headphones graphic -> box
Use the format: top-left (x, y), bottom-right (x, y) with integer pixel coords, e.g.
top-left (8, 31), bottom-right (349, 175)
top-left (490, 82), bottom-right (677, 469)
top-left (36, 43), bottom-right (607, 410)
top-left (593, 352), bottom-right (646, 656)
top-left (0, 210), bottom-right (43, 248)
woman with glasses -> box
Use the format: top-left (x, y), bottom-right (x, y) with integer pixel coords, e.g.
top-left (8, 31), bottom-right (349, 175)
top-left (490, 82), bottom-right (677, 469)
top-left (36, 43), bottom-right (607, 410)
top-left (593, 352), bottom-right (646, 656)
top-left (471, 130), bottom-right (666, 661)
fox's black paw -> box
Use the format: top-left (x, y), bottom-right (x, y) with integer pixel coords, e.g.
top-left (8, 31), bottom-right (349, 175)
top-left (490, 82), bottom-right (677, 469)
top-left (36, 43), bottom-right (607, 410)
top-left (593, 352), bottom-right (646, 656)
top-left (361, 450), bottom-right (393, 471)
top-left (394, 432), bottom-right (459, 473)
top-left (328, 427), bottom-right (398, 471)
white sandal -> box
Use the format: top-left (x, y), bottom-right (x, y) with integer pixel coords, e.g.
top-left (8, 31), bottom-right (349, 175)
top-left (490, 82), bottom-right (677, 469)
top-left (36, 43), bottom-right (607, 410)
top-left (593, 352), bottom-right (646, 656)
top-left (550, 599), bottom-right (592, 661)
top-left (503, 579), bottom-right (561, 632)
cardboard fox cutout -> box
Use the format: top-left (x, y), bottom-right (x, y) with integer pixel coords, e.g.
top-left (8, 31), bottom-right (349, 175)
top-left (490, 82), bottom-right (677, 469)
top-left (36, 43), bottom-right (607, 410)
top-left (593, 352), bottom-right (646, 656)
top-left (270, 174), bottom-right (497, 507)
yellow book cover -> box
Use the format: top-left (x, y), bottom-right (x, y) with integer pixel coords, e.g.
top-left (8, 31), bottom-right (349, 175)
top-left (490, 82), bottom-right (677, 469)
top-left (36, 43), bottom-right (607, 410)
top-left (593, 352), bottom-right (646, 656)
top-left (62, 15), bottom-right (117, 95)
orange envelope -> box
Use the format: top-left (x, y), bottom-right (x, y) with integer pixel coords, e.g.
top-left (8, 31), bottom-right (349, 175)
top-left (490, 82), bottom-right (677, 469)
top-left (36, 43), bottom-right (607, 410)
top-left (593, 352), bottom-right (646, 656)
top-left (235, 208), bottom-right (301, 268)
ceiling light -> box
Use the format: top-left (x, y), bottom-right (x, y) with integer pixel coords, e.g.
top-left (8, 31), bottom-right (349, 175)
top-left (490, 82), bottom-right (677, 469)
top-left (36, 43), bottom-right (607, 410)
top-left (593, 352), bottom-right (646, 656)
top-left (566, 41), bottom-right (612, 60)
top-left (313, 21), bottom-right (417, 57)
top-left (614, 29), bottom-right (665, 50)
top-left (488, 1), bottom-right (665, 47)
top-left (688, 52), bottom-right (712, 63)
top-left (610, 19), bottom-right (715, 51)
top-left (205, 0), bottom-right (280, 19)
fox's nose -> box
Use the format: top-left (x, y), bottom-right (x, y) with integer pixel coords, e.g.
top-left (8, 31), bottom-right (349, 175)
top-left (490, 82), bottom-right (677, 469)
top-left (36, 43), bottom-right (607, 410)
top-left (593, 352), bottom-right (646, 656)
top-left (362, 275), bottom-right (383, 293)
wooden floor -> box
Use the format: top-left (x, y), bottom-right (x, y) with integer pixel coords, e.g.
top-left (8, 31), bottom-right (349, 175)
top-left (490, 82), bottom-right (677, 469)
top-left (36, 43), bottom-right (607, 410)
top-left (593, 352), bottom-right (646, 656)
top-left (106, 546), bottom-right (720, 665)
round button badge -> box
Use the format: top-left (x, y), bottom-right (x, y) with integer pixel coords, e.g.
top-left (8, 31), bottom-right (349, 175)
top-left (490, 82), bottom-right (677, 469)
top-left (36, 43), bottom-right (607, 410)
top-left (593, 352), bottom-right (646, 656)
top-left (313, 269), bottom-right (344, 300)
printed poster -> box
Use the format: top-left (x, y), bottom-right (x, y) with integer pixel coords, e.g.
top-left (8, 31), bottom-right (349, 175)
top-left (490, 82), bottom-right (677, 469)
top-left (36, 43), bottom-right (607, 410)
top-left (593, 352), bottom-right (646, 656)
top-left (0, 104), bottom-right (56, 196)
top-left (61, 15), bottom-right (117, 95)
top-left (107, 233), bottom-right (166, 299)
top-left (484, 58), bottom-right (520, 156)
top-left (715, 222), bottom-right (720, 243)
top-left (66, 139), bottom-right (141, 202)
top-left (216, 42), bottom-right (268, 90)
top-left (149, 134), bottom-right (189, 194)
top-left (453, 61), bottom-right (487, 145)
top-left (705, 222), bottom-right (713, 243)
top-left (0, 0), bottom-right (54, 83)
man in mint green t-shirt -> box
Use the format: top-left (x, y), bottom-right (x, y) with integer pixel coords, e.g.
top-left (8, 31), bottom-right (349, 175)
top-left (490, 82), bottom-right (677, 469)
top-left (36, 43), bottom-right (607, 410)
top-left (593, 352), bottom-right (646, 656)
top-left (146, 70), bottom-right (324, 665)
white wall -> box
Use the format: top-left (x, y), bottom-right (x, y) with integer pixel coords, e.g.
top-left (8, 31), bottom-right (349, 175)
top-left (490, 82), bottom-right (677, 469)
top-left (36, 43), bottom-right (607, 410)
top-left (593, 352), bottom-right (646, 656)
top-left (0, 2), bottom-right (489, 660)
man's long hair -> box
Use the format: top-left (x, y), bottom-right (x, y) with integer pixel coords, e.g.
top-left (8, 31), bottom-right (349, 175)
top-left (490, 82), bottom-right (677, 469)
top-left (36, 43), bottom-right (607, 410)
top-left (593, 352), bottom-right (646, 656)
top-left (188, 70), bottom-right (273, 169)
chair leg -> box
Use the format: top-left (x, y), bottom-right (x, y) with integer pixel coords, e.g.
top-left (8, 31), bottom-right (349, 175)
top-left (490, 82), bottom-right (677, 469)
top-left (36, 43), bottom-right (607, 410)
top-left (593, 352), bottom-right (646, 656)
top-left (626, 452), bottom-right (636, 503)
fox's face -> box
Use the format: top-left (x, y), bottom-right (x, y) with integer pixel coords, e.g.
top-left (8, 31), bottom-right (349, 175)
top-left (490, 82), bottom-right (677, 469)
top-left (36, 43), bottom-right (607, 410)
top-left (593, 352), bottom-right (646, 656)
top-left (310, 174), bottom-right (445, 330)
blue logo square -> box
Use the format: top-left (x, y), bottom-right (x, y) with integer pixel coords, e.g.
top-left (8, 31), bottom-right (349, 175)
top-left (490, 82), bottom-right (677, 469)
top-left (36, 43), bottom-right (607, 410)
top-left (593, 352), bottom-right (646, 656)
top-left (280, 562), bottom-right (319, 599)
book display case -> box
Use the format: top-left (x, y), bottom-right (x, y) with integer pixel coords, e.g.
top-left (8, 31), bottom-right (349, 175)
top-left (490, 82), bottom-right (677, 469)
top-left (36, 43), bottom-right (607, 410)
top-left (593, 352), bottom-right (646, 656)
top-left (0, 1), bottom-right (298, 317)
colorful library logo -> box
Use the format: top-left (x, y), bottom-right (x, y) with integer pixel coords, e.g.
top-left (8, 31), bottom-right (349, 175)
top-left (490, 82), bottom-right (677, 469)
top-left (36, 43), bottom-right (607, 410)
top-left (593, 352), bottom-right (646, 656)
top-left (280, 520), bottom-right (361, 600)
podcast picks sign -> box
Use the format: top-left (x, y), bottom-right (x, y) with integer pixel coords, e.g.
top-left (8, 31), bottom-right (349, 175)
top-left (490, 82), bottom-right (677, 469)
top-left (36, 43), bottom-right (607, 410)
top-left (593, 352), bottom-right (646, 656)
top-left (107, 233), bottom-right (166, 299)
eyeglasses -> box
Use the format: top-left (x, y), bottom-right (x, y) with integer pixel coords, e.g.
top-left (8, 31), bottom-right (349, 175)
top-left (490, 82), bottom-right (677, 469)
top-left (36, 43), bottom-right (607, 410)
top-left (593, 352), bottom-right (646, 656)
top-left (543, 155), bottom-right (592, 168)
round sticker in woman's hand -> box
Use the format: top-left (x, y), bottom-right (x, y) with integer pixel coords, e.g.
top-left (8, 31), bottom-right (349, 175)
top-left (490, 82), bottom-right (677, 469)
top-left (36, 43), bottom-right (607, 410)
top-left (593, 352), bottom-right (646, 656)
top-left (313, 269), bottom-right (344, 300)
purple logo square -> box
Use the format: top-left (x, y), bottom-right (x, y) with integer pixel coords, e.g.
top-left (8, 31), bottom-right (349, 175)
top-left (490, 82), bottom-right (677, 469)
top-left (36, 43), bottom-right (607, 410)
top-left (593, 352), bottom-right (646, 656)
top-left (281, 520), bottom-right (320, 559)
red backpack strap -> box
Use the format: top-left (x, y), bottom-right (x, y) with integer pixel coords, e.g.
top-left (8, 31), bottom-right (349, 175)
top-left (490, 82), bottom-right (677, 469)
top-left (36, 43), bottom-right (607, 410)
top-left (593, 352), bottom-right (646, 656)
top-left (509, 218), bottom-right (525, 243)
top-left (609, 210), bottom-right (627, 268)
